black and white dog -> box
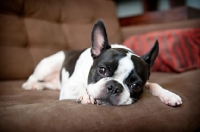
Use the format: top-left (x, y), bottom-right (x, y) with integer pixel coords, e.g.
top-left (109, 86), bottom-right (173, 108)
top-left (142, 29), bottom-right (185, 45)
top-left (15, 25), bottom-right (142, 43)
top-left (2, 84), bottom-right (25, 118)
top-left (22, 20), bottom-right (182, 106)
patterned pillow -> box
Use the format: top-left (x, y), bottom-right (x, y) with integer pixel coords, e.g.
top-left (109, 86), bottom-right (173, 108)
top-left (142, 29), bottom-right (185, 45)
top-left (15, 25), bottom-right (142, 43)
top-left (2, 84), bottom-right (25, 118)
top-left (123, 28), bottom-right (200, 72)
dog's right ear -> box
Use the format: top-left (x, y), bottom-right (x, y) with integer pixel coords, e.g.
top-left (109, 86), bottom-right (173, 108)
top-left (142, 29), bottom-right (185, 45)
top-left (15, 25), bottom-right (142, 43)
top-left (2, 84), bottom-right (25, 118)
top-left (141, 40), bottom-right (159, 68)
top-left (91, 19), bottom-right (111, 59)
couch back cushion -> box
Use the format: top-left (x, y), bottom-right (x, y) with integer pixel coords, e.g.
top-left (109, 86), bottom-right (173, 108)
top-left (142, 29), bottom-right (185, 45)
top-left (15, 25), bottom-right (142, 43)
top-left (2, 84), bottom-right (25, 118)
top-left (0, 0), bottom-right (122, 80)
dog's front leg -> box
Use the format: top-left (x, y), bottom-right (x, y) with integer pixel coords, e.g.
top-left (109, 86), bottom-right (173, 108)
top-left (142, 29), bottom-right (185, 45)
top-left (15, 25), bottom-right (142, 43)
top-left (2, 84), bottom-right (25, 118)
top-left (145, 82), bottom-right (182, 106)
top-left (77, 88), bottom-right (95, 104)
top-left (59, 83), bottom-right (95, 104)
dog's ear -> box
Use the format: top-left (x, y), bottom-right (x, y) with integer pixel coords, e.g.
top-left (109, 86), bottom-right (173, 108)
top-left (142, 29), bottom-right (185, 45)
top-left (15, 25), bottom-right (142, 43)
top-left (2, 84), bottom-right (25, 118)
top-left (91, 19), bottom-right (111, 59)
top-left (141, 40), bottom-right (159, 68)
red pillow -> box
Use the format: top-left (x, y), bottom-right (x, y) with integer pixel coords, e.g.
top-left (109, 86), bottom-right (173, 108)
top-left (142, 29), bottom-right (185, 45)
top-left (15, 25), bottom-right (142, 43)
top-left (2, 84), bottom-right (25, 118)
top-left (123, 28), bottom-right (200, 72)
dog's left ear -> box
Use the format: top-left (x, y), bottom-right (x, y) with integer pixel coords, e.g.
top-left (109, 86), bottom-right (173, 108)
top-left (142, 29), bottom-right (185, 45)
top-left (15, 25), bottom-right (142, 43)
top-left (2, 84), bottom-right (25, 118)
top-left (141, 40), bottom-right (159, 68)
top-left (91, 19), bottom-right (111, 59)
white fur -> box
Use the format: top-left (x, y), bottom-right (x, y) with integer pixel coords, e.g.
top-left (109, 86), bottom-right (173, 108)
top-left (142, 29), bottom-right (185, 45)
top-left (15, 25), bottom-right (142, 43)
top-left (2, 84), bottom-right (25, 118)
top-left (59, 48), bottom-right (92, 101)
top-left (145, 82), bottom-right (182, 106)
top-left (61, 68), bottom-right (70, 86)
top-left (113, 52), bottom-right (134, 81)
top-left (115, 52), bottom-right (134, 105)
top-left (22, 51), bottom-right (65, 90)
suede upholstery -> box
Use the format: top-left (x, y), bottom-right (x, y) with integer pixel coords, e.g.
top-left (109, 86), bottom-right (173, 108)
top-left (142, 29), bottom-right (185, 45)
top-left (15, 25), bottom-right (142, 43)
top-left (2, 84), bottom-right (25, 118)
top-left (0, 0), bottom-right (200, 131)
top-left (0, 0), bottom-right (122, 80)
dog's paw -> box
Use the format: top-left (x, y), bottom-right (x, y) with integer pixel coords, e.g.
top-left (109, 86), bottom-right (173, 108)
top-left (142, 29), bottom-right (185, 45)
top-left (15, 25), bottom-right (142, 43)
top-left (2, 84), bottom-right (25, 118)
top-left (22, 82), bottom-right (44, 90)
top-left (159, 90), bottom-right (182, 107)
top-left (76, 94), bottom-right (95, 104)
top-left (22, 82), bottom-right (31, 90)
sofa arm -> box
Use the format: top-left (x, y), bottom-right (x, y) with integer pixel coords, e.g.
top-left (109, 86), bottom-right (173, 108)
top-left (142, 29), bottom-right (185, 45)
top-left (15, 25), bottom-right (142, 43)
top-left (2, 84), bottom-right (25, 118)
top-left (121, 18), bottom-right (200, 41)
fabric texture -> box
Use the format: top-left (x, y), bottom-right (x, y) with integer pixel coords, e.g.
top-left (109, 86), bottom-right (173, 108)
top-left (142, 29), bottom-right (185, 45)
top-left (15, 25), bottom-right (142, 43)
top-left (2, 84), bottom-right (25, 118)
top-left (124, 28), bottom-right (200, 72)
top-left (0, 0), bottom-right (122, 80)
top-left (0, 70), bottom-right (200, 131)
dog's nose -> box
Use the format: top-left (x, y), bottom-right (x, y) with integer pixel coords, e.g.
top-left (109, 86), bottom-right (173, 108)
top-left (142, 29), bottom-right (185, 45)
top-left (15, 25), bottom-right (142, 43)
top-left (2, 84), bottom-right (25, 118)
top-left (106, 80), bottom-right (123, 95)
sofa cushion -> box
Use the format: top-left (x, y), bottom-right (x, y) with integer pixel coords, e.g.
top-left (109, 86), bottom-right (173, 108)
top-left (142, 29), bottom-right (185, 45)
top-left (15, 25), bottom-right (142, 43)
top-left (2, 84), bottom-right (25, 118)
top-left (0, 14), bottom-right (27, 47)
top-left (0, 47), bottom-right (33, 80)
top-left (0, 80), bottom-right (59, 106)
top-left (0, 47), bottom-right (61, 80)
top-left (0, 0), bottom-right (122, 80)
top-left (0, 70), bottom-right (199, 131)
top-left (124, 28), bottom-right (200, 72)
top-left (24, 18), bottom-right (68, 49)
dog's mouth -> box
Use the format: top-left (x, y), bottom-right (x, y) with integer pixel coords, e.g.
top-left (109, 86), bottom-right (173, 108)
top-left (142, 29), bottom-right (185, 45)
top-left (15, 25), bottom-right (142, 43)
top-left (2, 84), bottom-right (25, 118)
top-left (94, 98), bottom-right (138, 106)
top-left (94, 98), bottom-right (112, 106)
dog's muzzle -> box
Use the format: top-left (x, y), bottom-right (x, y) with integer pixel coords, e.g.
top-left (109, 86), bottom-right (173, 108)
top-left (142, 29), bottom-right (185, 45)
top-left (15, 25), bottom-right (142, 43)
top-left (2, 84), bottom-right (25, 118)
top-left (93, 80), bottom-right (123, 105)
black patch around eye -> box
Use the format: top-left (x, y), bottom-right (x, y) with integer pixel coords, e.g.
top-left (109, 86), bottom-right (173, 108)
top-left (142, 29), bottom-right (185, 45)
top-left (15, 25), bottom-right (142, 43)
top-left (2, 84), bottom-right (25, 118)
top-left (125, 71), bottom-right (144, 100)
top-left (131, 55), bottom-right (149, 81)
top-left (130, 89), bottom-right (143, 101)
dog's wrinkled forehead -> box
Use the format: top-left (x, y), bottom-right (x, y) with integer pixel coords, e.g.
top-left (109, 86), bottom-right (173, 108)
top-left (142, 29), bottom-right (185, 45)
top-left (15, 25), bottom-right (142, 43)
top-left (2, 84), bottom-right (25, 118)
top-left (96, 47), bottom-right (137, 76)
top-left (96, 47), bottom-right (148, 81)
top-left (96, 48), bottom-right (131, 64)
top-left (97, 46), bottom-right (140, 64)
top-left (112, 51), bottom-right (134, 82)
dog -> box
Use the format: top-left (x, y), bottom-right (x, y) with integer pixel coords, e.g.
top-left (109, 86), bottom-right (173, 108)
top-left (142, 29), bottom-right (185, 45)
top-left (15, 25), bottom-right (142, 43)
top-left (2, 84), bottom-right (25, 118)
top-left (22, 19), bottom-right (182, 106)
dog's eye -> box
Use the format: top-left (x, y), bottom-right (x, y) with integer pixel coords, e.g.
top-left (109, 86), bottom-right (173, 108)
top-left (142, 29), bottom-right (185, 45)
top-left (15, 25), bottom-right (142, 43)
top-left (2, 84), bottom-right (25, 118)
top-left (99, 67), bottom-right (106, 75)
top-left (130, 83), bottom-right (141, 91)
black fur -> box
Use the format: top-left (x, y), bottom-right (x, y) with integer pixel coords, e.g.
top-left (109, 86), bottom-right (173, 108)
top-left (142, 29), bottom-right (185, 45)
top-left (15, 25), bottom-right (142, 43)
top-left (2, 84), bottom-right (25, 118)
top-left (60, 50), bottom-right (85, 81)
top-left (141, 40), bottom-right (159, 78)
top-left (141, 40), bottom-right (159, 68)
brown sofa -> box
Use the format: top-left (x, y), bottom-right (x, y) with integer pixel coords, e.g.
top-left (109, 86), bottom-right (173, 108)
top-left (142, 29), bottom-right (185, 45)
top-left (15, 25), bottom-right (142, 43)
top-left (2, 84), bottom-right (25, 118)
top-left (0, 0), bottom-right (200, 131)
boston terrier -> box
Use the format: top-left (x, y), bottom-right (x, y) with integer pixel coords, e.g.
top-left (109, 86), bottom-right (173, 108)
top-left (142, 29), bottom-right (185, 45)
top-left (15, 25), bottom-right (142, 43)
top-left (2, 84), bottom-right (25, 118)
top-left (22, 19), bottom-right (182, 106)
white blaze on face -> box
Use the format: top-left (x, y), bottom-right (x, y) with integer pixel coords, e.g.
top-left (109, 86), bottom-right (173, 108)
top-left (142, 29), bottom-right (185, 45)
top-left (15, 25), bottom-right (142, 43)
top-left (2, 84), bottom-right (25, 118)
top-left (113, 52), bottom-right (134, 83)
top-left (113, 52), bottom-right (135, 105)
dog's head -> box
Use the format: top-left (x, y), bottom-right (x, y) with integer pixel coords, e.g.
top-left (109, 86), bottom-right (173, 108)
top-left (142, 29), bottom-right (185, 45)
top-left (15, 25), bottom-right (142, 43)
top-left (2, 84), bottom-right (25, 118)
top-left (87, 20), bottom-right (159, 106)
